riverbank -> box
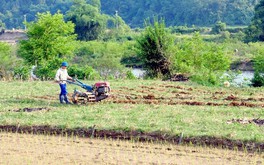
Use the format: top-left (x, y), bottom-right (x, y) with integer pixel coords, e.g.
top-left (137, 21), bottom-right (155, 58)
top-left (231, 60), bottom-right (254, 71)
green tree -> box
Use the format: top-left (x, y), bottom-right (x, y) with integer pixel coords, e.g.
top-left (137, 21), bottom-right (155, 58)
top-left (136, 19), bottom-right (174, 78)
top-left (0, 43), bottom-right (16, 79)
top-left (0, 20), bottom-right (5, 35)
top-left (102, 12), bottom-right (131, 41)
top-left (74, 41), bottom-right (128, 79)
top-left (245, 0), bottom-right (264, 42)
top-left (66, 0), bottom-right (108, 41)
top-left (18, 12), bottom-right (76, 79)
top-left (211, 21), bottom-right (226, 34)
top-left (174, 33), bottom-right (231, 85)
top-left (19, 12), bottom-right (76, 65)
top-left (250, 42), bottom-right (264, 86)
top-left (0, 0), bottom-right (260, 29)
top-left (90, 0), bottom-right (101, 9)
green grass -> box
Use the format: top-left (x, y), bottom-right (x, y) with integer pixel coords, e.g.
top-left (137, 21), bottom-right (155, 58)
top-left (0, 80), bottom-right (263, 142)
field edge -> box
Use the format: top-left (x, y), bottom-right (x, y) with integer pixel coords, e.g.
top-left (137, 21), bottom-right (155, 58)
top-left (1, 124), bottom-right (263, 153)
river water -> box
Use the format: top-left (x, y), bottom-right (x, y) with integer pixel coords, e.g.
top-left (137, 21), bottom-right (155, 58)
top-left (232, 71), bottom-right (254, 86)
top-left (131, 68), bottom-right (254, 86)
top-left (131, 68), bottom-right (146, 78)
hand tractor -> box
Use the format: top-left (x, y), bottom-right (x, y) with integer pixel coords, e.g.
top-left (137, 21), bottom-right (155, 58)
top-left (67, 79), bottom-right (110, 104)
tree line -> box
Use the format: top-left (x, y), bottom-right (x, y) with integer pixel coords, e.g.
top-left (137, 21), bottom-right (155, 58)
top-left (0, 0), bottom-right (260, 29)
top-left (1, 0), bottom-right (264, 87)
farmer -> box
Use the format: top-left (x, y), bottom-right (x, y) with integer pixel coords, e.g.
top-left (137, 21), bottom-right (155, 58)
top-left (55, 61), bottom-right (74, 104)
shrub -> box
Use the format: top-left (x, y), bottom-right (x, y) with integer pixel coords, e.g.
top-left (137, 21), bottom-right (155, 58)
top-left (174, 33), bottom-right (231, 85)
top-left (136, 19), bottom-right (174, 78)
top-left (251, 71), bottom-right (264, 87)
top-left (211, 21), bottom-right (226, 34)
top-left (126, 70), bottom-right (137, 80)
top-left (68, 65), bottom-right (99, 80)
top-left (251, 44), bottom-right (264, 87)
top-left (13, 66), bottom-right (30, 80)
top-left (0, 42), bottom-right (17, 80)
top-left (35, 58), bottom-right (63, 80)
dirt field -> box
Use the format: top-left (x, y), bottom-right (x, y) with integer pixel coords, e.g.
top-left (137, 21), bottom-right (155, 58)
top-left (0, 133), bottom-right (263, 164)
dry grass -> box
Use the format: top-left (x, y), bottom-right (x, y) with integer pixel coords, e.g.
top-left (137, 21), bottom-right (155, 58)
top-left (0, 132), bottom-right (263, 165)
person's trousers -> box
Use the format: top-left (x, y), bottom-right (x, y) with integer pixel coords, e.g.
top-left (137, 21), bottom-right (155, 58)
top-left (59, 83), bottom-right (69, 103)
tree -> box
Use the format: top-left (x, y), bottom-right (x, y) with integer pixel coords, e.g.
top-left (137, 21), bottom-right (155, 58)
top-left (74, 41), bottom-right (128, 79)
top-left (136, 19), bottom-right (174, 78)
top-left (19, 12), bottom-right (76, 65)
top-left (18, 12), bottom-right (76, 79)
top-left (0, 0), bottom-right (259, 29)
top-left (66, 0), bottom-right (108, 41)
top-left (174, 33), bottom-right (231, 85)
top-left (90, 0), bottom-right (101, 9)
top-left (245, 0), bottom-right (264, 42)
top-left (211, 21), bottom-right (226, 34)
top-left (250, 42), bottom-right (264, 86)
top-left (0, 42), bottom-right (17, 79)
top-left (0, 20), bottom-right (5, 35)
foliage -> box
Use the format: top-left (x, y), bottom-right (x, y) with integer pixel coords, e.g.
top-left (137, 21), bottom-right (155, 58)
top-left (93, 53), bottom-right (126, 79)
top-left (102, 14), bottom-right (131, 41)
top-left (250, 42), bottom-right (264, 86)
top-left (66, 0), bottom-right (130, 41)
top-left (0, 0), bottom-right (73, 29)
top-left (251, 71), bottom-right (264, 87)
top-left (126, 70), bottom-right (137, 80)
top-left (68, 64), bottom-right (99, 80)
top-left (35, 58), bottom-right (64, 80)
top-left (66, 0), bottom-right (108, 41)
top-left (251, 42), bottom-right (264, 73)
top-left (174, 33), bottom-right (231, 85)
top-left (101, 0), bottom-right (259, 28)
top-left (120, 55), bottom-right (143, 67)
top-left (0, 0), bottom-right (259, 29)
top-left (211, 21), bottom-right (226, 34)
top-left (18, 12), bottom-right (76, 66)
top-left (0, 20), bottom-right (5, 35)
top-left (18, 12), bottom-right (76, 79)
top-left (0, 43), bottom-right (28, 80)
top-left (13, 66), bottom-right (31, 80)
top-left (0, 43), bottom-right (16, 79)
top-left (245, 0), bottom-right (264, 42)
top-left (73, 41), bottom-right (129, 79)
top-left (169, 26), bottom-right (210, 34)
top-left (136, 19), bottom-right (174, 78)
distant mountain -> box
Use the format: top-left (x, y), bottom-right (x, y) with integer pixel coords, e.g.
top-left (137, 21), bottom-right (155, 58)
top-left (0, 0), bottom-right (260, 29)
top-left (0, 0), bottom-right (72, 29)
top-left (100, 0), bottom-right (260, 27)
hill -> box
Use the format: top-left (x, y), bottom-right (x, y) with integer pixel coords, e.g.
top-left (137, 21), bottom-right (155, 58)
top-left (0, 0), bottom-right (260, 29)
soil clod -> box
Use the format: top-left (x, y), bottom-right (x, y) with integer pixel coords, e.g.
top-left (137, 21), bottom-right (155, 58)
top-left (13, 107), bottom-right (50, 112)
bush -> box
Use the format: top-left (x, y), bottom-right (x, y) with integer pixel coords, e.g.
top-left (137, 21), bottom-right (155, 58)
top-left (170, 26), bottom-right (209, 34)
top-left (73, 41), bottom-right (131, 79)
top-left (251, 44), bottom-right (264, 87)
top-left (13, 66), bottom-right (30, 80)
top-left (211, 21), bottom-right (226, 34)
top-left (136, 19), bottom-right (174, 78)
top-left (174, 33), bottom-right (231, 85)
top-left (0, 42), bottom-right (17, 80)
top-left (68, 65), bottom-right (99, 80)
top-left (251, 71), bottom-right (264, 87)
top-left (35, 58), bottom-right (64, 80)
top-left (126, 70), bottom-right (137, 80)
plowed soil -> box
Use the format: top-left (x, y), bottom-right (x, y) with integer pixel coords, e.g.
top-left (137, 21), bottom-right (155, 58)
top-left (1, 125), bottom-right (263, 152)
top-left (0, 133), bottom-right (263, 164)
top-left (104, 84), bottom-right (264, 108)
top-left (22, 83), bottom-right (264, 153)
